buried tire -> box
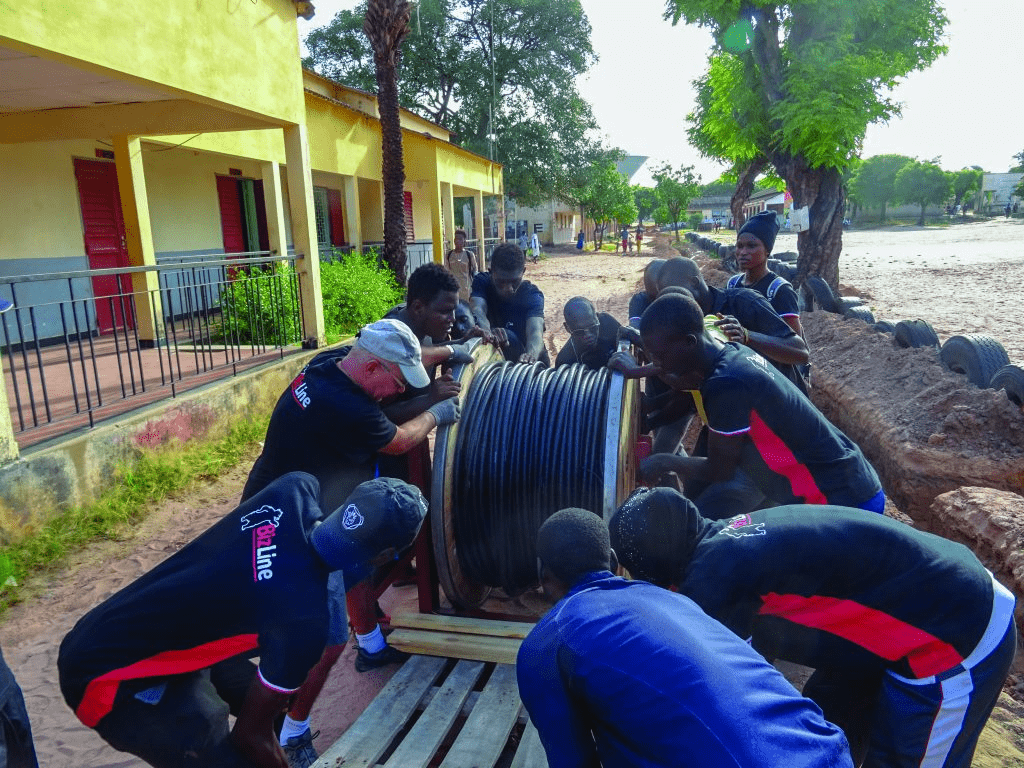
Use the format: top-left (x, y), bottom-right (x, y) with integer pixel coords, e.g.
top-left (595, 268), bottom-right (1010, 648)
top-left (873, 320), bottom-right (895, 334)
top-left (990, 364), bottom-right (1024, 407)
top-left (844, 305), bottom-right (875, 324)
top-left (893, 319), bottom-right (940, 349)
top-left (802, 276), bottom-right (840, 313)
top-left (939, 334), bottom-right (1011, 387)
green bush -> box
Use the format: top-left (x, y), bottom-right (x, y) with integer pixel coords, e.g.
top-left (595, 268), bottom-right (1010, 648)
top-left (319, 250), bottom-right (403, 343)
top-left (688, 212), bottom-right (703, 230)
top-left (218, 262), bottom-right (302, 346)
top-left (217, 251), bottom-right (404, 346)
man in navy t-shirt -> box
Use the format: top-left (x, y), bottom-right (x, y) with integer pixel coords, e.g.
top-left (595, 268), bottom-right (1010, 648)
top-left (611, 488), bottom-right (1017, 768)
top-left (58, 474), bottom-right (427, 768)
top-left (638, 292), bottom-right (883, 516)
top-left (470, 242), bottom-right (548, 364)
top-left (553, 296), bottom-right (621, 370)
top-left (517, 508), bottom-right (853, 768)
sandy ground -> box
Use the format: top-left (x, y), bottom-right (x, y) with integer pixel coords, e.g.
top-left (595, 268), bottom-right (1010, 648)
top-left (3, 224), bottom-right (1022, 765)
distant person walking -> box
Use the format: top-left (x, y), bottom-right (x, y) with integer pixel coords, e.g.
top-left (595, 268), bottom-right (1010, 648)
top-left (635, 227), bottom-right (643, 254)
top-left (1005, 202), bottom-right (1012, 218)
top-left (445, 228), bottom-right (478, 303)
top-left (620, 226), bottom-right (630, 254)
top-left (576, 231), bottom-right (585, 250)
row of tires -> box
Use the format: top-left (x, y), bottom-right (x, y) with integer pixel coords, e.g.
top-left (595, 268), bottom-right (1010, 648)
top-left (685, 233), bottom-right (1024, 407)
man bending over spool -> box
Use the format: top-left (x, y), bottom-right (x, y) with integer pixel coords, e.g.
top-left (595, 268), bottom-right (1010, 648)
top-left (638, 292), bottom-right (883, 517)
top-left (516, 508), bottom-right (853, 768)
top-left (470, 242), bottom-right (549, 364)
top-left (58, 474), bottom-right (427, 768)
top-left (241, 319), bottom-right (459, 765)
top-left (610, 487), bottom-right (1016, 768)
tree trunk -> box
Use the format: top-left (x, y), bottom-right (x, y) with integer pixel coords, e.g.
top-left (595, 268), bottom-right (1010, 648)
top-left (774, 153), bottom-right (845, 291)
top-left (880, 201), bottom-right (887, 224)
top-left (918, 204), bottom-right (926, 227)
top-left (365, 0), bottom-right (411, 284)
top-left (731, 158), bottom-right (767, 231)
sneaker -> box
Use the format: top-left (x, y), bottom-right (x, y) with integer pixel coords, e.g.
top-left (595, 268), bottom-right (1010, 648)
top-left (355, 643), bottom-right (410, 673)
top-left (283, 728), bottom-right (319, 768)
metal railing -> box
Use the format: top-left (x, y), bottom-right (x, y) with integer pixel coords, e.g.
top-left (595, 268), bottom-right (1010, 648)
top-left (0, 252), bottom-right (304, 446)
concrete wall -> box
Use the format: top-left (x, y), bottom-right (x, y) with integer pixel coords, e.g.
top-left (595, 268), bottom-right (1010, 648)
top-left (0, 346), bottom-right (328, 522)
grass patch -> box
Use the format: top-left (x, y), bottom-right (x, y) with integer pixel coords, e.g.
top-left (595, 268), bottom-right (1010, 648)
top-left (0, 415), bottom-right (268, 614)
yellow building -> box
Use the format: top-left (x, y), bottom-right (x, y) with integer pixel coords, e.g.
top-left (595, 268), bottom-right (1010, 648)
top-left (0, 0), bottom-right (503, 461)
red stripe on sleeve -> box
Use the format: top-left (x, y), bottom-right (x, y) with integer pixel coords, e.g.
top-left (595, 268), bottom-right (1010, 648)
top-left (758, 593), bottom-right (963, 678)
top-left (76, 634), bottom-right (260, 727)
top-left (749, 411), bottom-right (828, 505)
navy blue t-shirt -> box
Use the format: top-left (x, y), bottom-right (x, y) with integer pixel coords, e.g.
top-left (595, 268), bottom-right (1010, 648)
top-left (554, 312), bottom-right (621, 369)
top-left (59, 473), bottom-right (331, 728)
top-left (470, 272), bottom-right (544, 344)
top-left (684, 506), bottom-right (996, 680)
top-left (517, 572), bottom-right (852, 768)
top-left (243, 348), bottom-right (397, 510)
top-left (708, 284), bottom-right (805, 390)
top-left (701, 344), bottom-right (880, 507)
top-left (727, 271), bottom-right (800, 321)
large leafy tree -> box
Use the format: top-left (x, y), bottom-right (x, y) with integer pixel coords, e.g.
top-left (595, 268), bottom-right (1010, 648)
top-left (305, 0), bottom-right (600, 206)
top-left (578, 162), bottom-right (637, 248)
top-left (951, 168), bottom-right (982, 210)
top-left (894, 160), bottom-right (951, 226)
top-left (633, 186), bottom-right (661, 227)
top-left (654, 162), bottom-right (702, 239)
top-left (850, 154), bottom-right (914, 224)
top-left (1010, 150), bottom-right (1024, 173)
top-left (364, 0), bottom-right (413, 282)
top-left (670, 0), bottom-right (948, 288)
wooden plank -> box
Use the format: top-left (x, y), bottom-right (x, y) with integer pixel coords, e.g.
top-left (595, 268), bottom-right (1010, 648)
top-left (388, 628), bottom-right (522, 664)
top-left (391, 612), bottom-right (534, 640)
top-left (384, 660), bottom-right (485, 768)
top-left (509, 720), bottom-right (548, 768)
top-left (313, 655), bottom-right (447, 768)
top-left (439, 664), bottom-right (524, 768)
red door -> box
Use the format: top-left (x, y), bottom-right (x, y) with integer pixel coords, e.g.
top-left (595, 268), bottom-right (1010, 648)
top-left (73, 159), bottom-right (134, 334)
top-left (216, 176), bottom-right (247, 254)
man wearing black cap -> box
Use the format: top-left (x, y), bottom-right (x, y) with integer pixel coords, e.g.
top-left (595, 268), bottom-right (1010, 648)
top-left (609, 487), bottom-right (1017, 768)
top-left (241, 318), bottom-right (459, 764)
top-left (727, 210), bottom-right (803, 337)
top-left (58, 473), bottom-right (428, 768)
top-left (517, 508), bottom-right (853, 768)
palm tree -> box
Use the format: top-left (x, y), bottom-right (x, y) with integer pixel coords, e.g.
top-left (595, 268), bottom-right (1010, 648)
top-left (364, 0), bottom-right (412, 284)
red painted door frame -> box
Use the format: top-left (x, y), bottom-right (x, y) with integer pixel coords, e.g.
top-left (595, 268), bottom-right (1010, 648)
top-left (73, 158), bottom-right (134, 334)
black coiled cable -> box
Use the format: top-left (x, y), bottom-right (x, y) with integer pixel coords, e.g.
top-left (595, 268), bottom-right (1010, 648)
top-left (452, 361), bottom-right (613, 593)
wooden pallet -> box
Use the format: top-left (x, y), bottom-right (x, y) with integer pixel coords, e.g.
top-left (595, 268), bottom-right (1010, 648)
top-left (387, 613), bottom-right (532, 664)
top-left (312, 654), bottom-right (547, 768)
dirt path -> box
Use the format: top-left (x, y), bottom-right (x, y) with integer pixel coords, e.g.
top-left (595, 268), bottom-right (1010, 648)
top-left (4, 237), bottom-right (1022, 765)
top-left (0, 247), bottom-right (647, 767)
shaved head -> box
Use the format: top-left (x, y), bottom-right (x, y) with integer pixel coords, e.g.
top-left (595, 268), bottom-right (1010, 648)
top-left (643, 259), bottom-right (666, 298)
top-left (657, 258), bottom-right (708, 310)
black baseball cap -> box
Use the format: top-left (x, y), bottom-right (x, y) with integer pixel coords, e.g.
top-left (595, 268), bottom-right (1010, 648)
top-left (311, 477), bottom-right (428, 586)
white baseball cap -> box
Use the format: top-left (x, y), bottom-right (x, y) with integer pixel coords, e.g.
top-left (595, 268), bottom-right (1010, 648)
top-left (356, 319), bottom-right (431, 389)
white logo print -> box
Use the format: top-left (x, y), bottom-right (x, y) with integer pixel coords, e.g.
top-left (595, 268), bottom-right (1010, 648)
top-left (342, 504), bottom-right (364, 530)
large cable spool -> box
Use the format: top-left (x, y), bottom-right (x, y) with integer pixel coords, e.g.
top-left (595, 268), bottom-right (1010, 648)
top-left (431, 339), bottom-right (639, 608)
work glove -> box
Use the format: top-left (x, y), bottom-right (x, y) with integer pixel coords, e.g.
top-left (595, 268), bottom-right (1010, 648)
top-left (448, 343), bottom-right (475, 365)
top-left (427, 397), bottom-right (461, 427)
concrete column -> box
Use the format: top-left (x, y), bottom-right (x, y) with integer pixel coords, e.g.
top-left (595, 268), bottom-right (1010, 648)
top-left (261, 161), bottom-right (288, 259)
top-left (474, 191), bottom-right (485, 265)
top-left (112, 135), bottom-right (163, 347)
top-left (429, 180), bottom-right (444, 266)
top-left (441, 182), bottom-right (455, 264)
top-left (0, 354), bottom-right (18, 465)
top-left (342, 175), bottom-right (362, 253)
top-left (283, 124), bottom-right (325, 346)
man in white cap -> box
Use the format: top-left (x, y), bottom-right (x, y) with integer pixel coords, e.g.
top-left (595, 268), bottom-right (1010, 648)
top-left (241, 318), bottom-right (459, 766)
top-left (59, 473), bottom-right (428, 768)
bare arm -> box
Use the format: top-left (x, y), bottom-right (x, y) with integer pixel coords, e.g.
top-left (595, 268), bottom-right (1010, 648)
top-left (378, 410), bottom-right (438, 455)
top-left (469, 296), bottom-right (491, 331)
top-left (783, 315), bottom-right (803, 336)
top-left (746, 329), bottom-right (809, 365)
top-left (520, 316), bottom-right (546, 363)
top-left (230, 678), bottom-right (291, 768)
top-left (383, 373), bottom-right (461, 424)
top-left (639, 431), bottom-right (746, 486)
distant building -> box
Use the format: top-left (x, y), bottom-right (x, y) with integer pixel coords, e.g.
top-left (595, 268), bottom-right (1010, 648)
top-left (976, 173), bottom-right (1023, 213)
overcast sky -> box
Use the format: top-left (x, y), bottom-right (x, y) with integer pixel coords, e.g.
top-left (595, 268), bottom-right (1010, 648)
top-left (299, 0), bottom-right (1024, 186)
